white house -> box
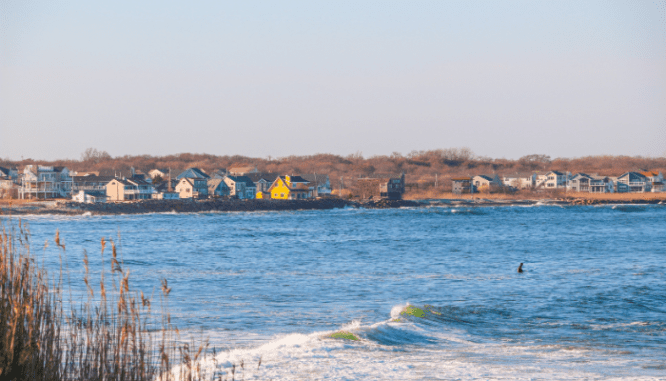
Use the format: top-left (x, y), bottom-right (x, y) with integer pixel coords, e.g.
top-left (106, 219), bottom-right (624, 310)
top-left (501, 173), bottom-right (536, 189)
top-left (72, 190), bottom-right (108, 203)
top-left (175, 178), bottom-right (208, 199)
top-left (20, 165), bottom-right (72, 199)
top-left (537, 171), bottom-right (568, 189)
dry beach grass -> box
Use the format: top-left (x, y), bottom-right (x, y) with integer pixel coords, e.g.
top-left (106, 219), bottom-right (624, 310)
top-left (0, 219), bottom-right (242, 381)
top-left (405, 190), bottom-right (666, 203)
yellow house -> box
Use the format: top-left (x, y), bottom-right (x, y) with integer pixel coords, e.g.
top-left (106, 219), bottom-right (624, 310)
top-left (268, 176), bottom-right (311, 200)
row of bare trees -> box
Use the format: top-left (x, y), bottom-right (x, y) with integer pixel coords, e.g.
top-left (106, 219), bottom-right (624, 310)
top-left (2, 148), bottom-right (664, 195)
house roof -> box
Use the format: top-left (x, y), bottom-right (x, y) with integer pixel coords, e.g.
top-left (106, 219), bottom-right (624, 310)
top-left (640, 171), bottom-right (661, 177)
top-left (619, 171), bottom-right (647, 179)
top-left (474, 175), bottom-right (495, 181)
top-left (300, 174), bottom-right (329, 186)
top-left (282, 175), bottom-right (309, 183)
top-left (108, 178), bottom-right (132, 186)
top-left (207, 178), bottom-right (230, 192)
top-left (176, 168), bottom-right (210, 180)
top-left (72, 175), bottom-right (116, 183)
top-left (225, 175), bottom-right (256, 187)
top-left (154, 180), bottom-right (178, 192)
top-left (79, 190), bottom-right (108, 197)
top-left (245, 173), bottom-right (279, 183)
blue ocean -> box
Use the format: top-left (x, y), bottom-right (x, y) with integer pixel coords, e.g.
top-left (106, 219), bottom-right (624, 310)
top-left (13, 204), bottom-right (666, 379)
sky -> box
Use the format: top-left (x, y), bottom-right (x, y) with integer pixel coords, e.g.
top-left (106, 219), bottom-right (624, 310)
top-left (1, 0), bottom-right (665, 161)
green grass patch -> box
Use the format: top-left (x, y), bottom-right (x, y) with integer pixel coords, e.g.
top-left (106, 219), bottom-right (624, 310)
top-left (328, 331), bottom-right (360, 341)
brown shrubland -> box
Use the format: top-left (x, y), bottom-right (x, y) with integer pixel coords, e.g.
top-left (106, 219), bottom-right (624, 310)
top-left (0, 220), bottom-right (242, 381)
top-left (2, 149), bottom-right (665, 199)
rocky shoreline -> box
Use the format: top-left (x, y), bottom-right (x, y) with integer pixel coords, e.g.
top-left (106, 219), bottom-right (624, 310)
top-left (0, 198), bottom-right (423, 216)
top-left (1, 197), bottom-right (662, 216)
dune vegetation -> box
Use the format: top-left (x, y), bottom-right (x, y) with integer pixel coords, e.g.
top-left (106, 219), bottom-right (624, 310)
top-left (0, 219), bottom-right (238, 381)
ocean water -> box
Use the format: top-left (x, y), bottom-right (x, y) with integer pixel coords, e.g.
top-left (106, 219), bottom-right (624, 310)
top-left (11, 204), bottom-right (666, 380)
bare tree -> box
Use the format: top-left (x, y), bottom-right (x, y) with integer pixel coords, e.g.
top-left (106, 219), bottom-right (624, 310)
top-left (81, 148), bottom-right (112, 163)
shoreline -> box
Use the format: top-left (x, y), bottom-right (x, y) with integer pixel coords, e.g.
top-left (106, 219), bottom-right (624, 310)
top-left (0, 196), bottom-right (663, 216)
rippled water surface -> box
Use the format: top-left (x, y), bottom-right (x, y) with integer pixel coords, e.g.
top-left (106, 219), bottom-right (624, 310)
top-left (13, 204), bottom-right (666, 379)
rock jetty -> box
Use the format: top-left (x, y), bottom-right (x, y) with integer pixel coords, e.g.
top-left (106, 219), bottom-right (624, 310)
top-left (1, 198), bottom-right (360, 216)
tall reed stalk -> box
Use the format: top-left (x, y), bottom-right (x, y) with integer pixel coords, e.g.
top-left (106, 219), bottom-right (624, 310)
top-left (0, 220), bottom-right (235, 381)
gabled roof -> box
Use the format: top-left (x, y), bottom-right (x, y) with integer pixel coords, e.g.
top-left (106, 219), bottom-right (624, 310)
top-left (269, 176), bottom-right (309, 192)
top-left (225, 175), bottom-right (256, 187)
top-left (207, 178), bottom-right (230, 193)
top-left (176, 168), bottom-right (210, 180)
top-left (640, 171), bottom-right (661, 177)
top-left (300, 174), bottom-right (329, 186)
top-left (72, 175), bottom-right (116, 183)
top-left (619, 171), bottom-right (647, 180)
top-left (108, 178), bottom-right (132, 186)
top-left (245, 173), bottom-right (279, 183)
top-left (571, 173), bottom-right (593, 180)
top-left (474, 175), bottom-right (495, 181)
top-left (282, 175), bottom-right (309, 184)
top-left (126, 178), bottom-right (152, 186)
top-left (154, 180), bottom-right (178, 192)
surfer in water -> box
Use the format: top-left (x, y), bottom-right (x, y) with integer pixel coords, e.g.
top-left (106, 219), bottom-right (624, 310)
top-left (517, 263), bottom-right (524, 273)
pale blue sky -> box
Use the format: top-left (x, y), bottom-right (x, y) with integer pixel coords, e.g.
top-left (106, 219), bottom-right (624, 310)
top-left (1, 1), bottom-right (665, 160)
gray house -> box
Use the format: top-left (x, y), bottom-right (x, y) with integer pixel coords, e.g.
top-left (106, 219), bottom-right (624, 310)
top-left (207, 178), bottom-right (231, 197)
top-left (616, 172), bottom-right (651, 192)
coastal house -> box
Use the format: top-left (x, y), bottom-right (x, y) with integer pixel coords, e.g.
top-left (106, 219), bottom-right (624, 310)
top-left (223, 175), bottom-right (257, 199)
top-left (245, 173), bottom-right (279, 194)
top-left (616, 172), bottom-right (651, 193)
top-left (640, 171), bottom-right (665, 192)
top-left (228, 166), bottom-right (258, 175)
top-left (175, 177), bottom-right (208, 199)
top-left (501, 173), bottom-right (536, 189)
top-left (356, 173), bottom-right (405, 200)
top-left (72, 175), bottom-right (116, 193)
top-left (268, 175), bottom-right (311, 200)
top-left (0, 176), bottom-right (19, 199)
top-left (589, 176), bottom-right (614, 193)
top-left (207, 178), bottom-right (231, 197)
top-left (105, 178), bottom-right (155, 201)
top-left (301, 174), bottom-right (332, 196)
top-left (567, 173), bottom-right (593, 192)
top-left (472, 174), bottom-right (502, 193)
top-left (0, 167), bottom-right (18, 179)
top-left (148, 168), bottom-right (170, 181)
top-left (176, 168), bottom-right (210, 180)
top-left (19, 165), bottom-right (72, 199)
top-left (211, 169), bottom-right (228, 179)
top-left (536, 171), bottom-right (568, 189)
top-left (567, 173), bottom-right (614, 193)
top-left (452, 177), bottom-right (474, 194)
top-left (72, 190), bottom-right (108, 203)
